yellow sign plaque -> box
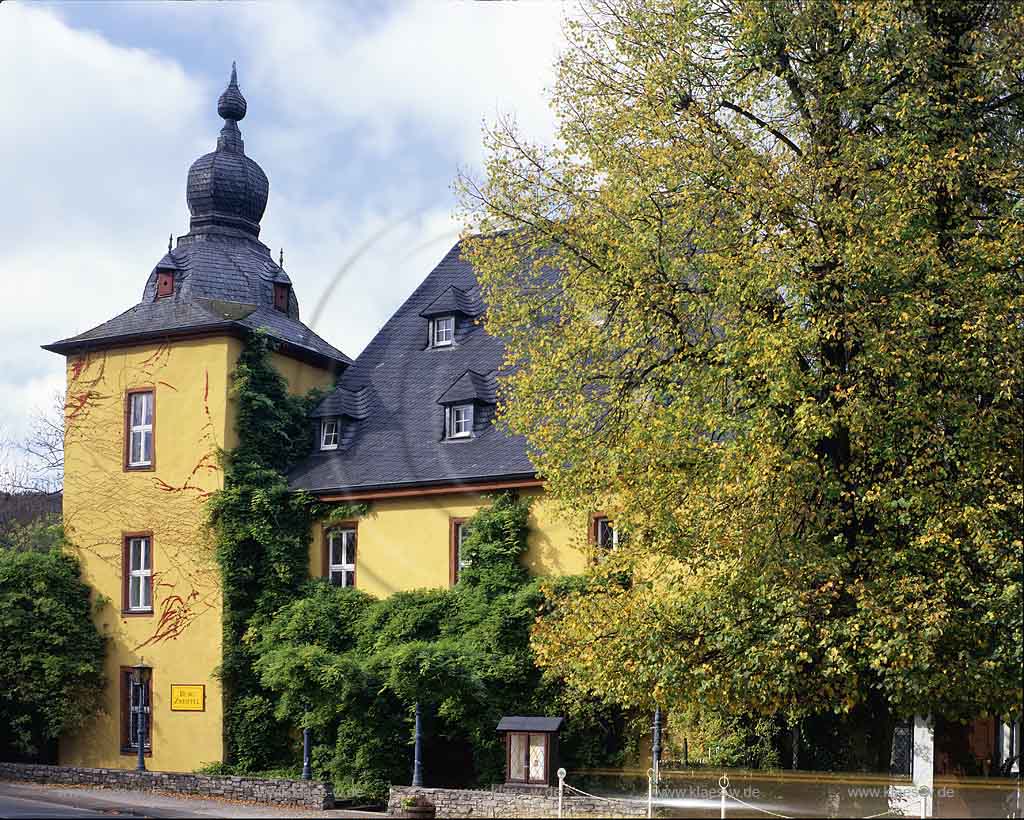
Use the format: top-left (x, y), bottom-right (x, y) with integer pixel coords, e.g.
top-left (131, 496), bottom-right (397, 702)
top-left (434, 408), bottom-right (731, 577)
top-left (170, 684), bottom-right (206, 712)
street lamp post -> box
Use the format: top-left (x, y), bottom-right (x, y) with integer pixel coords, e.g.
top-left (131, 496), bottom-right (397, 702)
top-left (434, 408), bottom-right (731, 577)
top-left (302, 728), bottom-right (312, 780)
top-left (130, 663), bottom-right (151, 773)
top-left (412, 702), bottom-right (424, 787)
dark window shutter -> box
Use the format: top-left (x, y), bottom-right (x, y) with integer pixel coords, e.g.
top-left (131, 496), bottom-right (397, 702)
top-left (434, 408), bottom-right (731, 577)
top-left (156, 272), bottom-right (174, 298)
top-left (274, 283), bottom-right (289, 312)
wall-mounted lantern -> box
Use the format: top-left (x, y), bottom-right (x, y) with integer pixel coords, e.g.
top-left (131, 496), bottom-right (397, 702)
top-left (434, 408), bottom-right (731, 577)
top-left (129, 662), bottom-right (152, 772)
top-left (497, 716), bottom-right (564, 787)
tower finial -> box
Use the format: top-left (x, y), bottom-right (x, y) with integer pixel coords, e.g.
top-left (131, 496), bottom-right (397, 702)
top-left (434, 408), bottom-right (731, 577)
top-left (217, 62), bottom-right (247, 124)
top-left (279, 247), bottom-right (284, 268)
top-left (168, 233), bottom-right (173, 253)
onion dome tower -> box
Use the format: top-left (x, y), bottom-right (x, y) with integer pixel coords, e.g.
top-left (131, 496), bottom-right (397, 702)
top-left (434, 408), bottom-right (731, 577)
top-left (44, 65), bottom-right (350, 368)
top-left (186, 63), bottom-right (269, 238)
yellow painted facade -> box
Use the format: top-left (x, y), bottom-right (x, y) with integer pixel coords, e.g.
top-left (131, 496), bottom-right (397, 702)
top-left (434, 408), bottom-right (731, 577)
top-left (58, 336), bottom-right (333, 772)
top-left (309, 487), bottom-right (589, 597)
top-left (57, 336), bottom-right (590, 774)
top-left (47, 64), bottom-right (593, 776)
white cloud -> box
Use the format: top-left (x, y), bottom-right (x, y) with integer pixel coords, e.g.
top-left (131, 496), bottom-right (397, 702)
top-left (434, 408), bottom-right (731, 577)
top-left (235, 0), bottom-right (566, 161)
top-left (233, 0), bottom-right (573, 354)
top-left (0, 1), bottom-right (572, 448)
top-left (0, 4), bottom-right (207, 444)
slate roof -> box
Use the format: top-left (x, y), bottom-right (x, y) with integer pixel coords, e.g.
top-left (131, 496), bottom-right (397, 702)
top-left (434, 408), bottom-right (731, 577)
top-left (289, 240), bottom-right (537, 494)
top-left (44, 67), bottom-right (350, 368)
top-left (419, 284), bottom-right (483, 317)
top-left (43, 275), bottom-right (348, 366)
top-left (188, 61), bottom-right (268, 239)
top-left (437, 370), bottom-right (495, 405)
top-left (312, 386), bottom-right (371, 420)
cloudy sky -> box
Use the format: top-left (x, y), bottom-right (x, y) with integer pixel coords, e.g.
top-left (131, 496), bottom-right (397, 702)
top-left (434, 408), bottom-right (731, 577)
top-left (0, 0), bottom-right (571, 452)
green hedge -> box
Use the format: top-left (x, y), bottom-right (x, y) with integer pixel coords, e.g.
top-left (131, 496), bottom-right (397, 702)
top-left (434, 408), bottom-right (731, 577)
top-left (0, 520), bottom-right (105, 758)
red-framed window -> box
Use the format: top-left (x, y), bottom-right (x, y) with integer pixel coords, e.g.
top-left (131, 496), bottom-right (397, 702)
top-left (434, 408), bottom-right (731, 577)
top-left (119, 667), bottom-right (152, 755)
top-left (124, 388), bottom-right (155, 471)
top-left (325, 525), bottom-right (357, 587)
top-left (122, 532), bottom-right (154, 615)
top-left (450, 517), bottom-right (469, 585)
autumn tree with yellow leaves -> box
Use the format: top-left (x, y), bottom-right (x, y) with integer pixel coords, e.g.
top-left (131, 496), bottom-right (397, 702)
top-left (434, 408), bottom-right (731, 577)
top-left (460, 0), bottom-right (1023, 741)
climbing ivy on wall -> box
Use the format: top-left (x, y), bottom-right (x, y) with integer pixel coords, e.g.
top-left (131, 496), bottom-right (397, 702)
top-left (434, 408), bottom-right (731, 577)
top-left (251, 492), bottom-right (631, 798)
top-left (207, 333), bottom-right (629, 785)
top-left (207, 329), bottom-right (345, 770)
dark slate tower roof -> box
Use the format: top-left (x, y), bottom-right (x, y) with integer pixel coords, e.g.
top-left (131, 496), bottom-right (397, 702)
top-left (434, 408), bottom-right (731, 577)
top-left (187, 63), bottom-right (269, 238)
top-left (288, 240), bottom-right (536, 495)
top-left (44, 65), bottom-right (350, 368)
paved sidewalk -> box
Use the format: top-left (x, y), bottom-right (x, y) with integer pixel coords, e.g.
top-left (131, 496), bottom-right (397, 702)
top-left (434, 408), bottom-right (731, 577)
top-left (0, 781), bottom-right (384, 819)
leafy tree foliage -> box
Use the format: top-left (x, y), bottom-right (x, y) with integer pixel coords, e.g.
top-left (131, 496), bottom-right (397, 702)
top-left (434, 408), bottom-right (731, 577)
top-left (251, 493), bottom-right (629, 798)
top-left (461, 0), bottom-right (1023, 726)
top-left (665, 703), bottom-right (779, 770)
top-left (207, 330), bottom-right (332, 769)
top-left (0, 523), bottom-right (105, 757)
top-left (0, 513), bottom-right (64, 553)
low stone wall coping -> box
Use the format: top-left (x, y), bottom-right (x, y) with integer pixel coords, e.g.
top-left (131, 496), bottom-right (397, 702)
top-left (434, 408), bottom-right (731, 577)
top-left (389, 784), bottom-right (653, 818)
top-left (0, 762), bottom-right (334, 810)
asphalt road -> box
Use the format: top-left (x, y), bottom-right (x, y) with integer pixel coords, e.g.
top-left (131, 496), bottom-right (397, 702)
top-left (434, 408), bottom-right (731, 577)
top-left (0, 786), bottom-right (149, 818)
top-left (0, 782), bottom-right (383, 819)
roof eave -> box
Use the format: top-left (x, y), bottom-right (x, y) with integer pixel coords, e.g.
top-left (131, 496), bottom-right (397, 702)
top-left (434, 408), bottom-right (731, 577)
top-left (41, 322), bottom-right (240, 356)
top-left (42, 322), bottom-right (351, 369)
top-left (307, 472), bottom-right (541, 501)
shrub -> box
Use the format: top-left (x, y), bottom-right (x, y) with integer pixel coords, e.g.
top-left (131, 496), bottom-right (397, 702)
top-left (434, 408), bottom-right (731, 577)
top-left (252, 492), bottom-right (628, 799)
top-left (0, 533), bottom-right (105, 757)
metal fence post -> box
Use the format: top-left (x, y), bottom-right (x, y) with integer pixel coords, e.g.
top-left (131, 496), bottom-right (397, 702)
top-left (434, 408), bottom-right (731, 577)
top-left (652, 706), bottom-right (662, 796)
top-left (557, 767), bottom-right (566, 819)
top-left (719, 774), bottom-right (729, 820)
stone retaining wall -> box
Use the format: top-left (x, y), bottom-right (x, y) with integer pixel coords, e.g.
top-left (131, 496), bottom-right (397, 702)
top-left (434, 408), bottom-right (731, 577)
top-left (389, 785), bottom-right (651, 818)
top-left (0, 762), bottom-right (334, 810)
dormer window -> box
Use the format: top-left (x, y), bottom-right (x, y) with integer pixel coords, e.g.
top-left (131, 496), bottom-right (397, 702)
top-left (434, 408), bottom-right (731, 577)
top-left (156, 270), bottom-right (174, 299)
top-left (430, 315), bottom-right (455, 347)
top-left (320, 418), bottom-right (339, 450)
top-left (273, 283), bottom-right (290, 312)
top-left (446, 403), bottom-right (473, 439)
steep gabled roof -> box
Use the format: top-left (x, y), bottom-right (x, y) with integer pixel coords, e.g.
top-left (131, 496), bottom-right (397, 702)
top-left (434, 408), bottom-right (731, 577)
top-left (289, 240), bottom-right (536, 495)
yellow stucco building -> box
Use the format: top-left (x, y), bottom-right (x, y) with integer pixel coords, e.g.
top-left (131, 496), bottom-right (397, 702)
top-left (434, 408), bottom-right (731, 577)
top-left (46, 68), bottom-right (596, 773)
